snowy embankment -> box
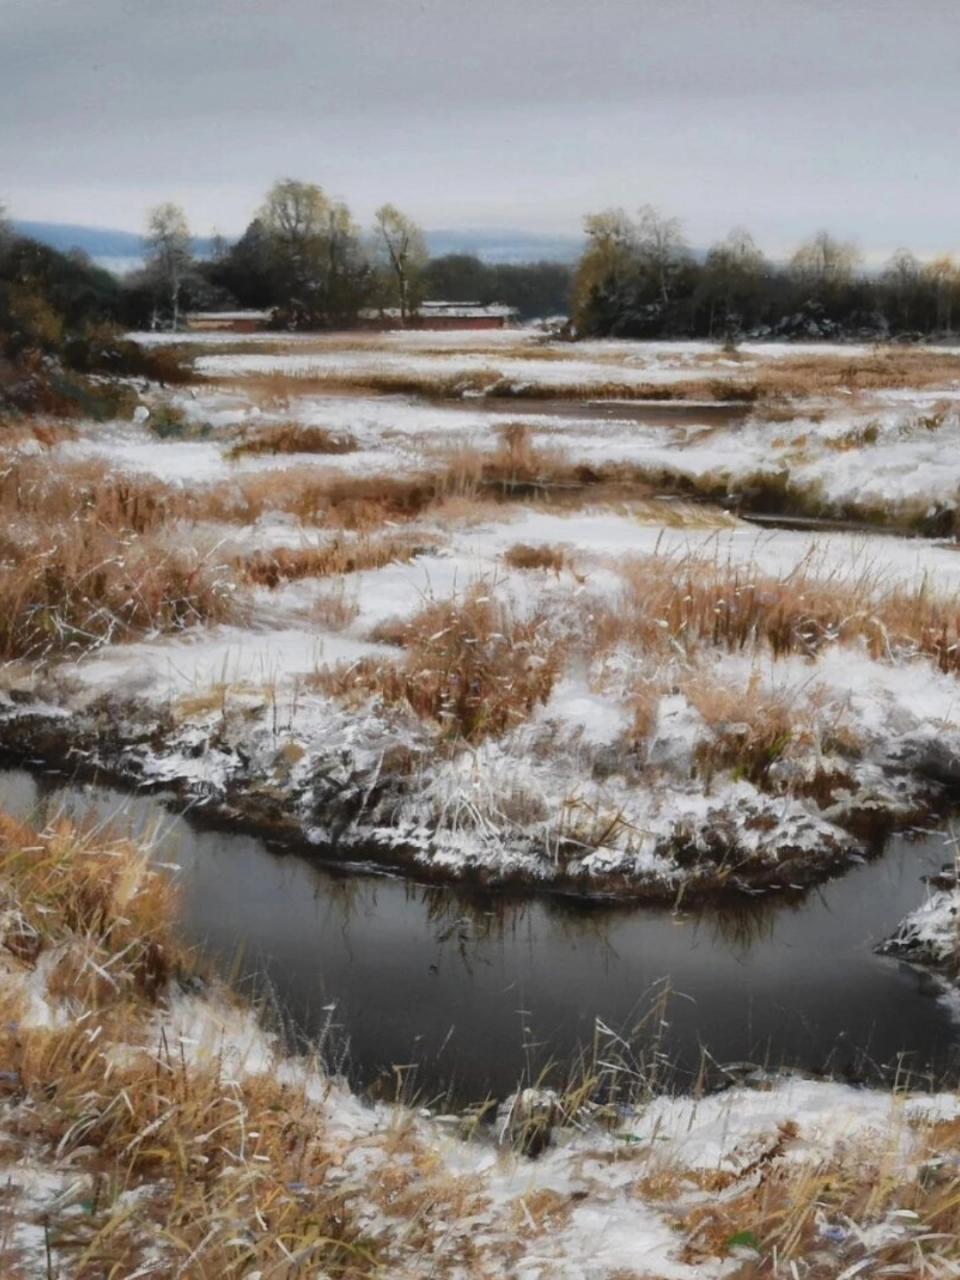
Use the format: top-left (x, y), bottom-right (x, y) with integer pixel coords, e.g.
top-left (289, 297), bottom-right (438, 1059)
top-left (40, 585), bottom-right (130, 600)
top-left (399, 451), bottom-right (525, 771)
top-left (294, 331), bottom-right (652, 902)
top-left (6, 500), bottom-right (960, 899)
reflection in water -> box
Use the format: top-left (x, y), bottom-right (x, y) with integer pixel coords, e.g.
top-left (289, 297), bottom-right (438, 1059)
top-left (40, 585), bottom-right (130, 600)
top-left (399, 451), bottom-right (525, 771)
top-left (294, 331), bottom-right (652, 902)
top-left (2, 767), bottom-right (959, 1103)
top-left (688, 896), bottom-right (782, 956)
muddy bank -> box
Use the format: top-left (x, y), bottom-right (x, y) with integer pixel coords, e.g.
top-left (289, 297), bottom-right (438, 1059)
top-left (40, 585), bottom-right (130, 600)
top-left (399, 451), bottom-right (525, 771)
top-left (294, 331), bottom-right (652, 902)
top-left (0, 691), bottom-right (953, 906)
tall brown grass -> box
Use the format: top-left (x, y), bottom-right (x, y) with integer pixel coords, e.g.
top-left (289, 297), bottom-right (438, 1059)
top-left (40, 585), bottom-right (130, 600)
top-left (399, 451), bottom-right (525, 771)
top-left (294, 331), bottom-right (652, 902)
top-left (316, 586), bottom-right (566, 740)
top-left (0, 455), bottom-right (235, 659)
top-left (502, 542), bottom-right (567, 574)
top-left (599, 551), bottom-right (960, 675)
top-left (228, 421), bottom-right (359, 458)
top-left (677, 1109), bottom-right (960, 1277)
top-left (238, 533), bottom-right (427, 587)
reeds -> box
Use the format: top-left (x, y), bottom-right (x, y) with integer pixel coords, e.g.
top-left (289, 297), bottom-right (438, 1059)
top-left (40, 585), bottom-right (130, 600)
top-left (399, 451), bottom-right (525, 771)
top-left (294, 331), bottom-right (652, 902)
top-left (227, 421), bottom-right (359, 458)
top-left (238, 533), bottom-right (426, 587)
top-left (317, 585), bottom-right (567, 741)
top-left (0, 454), bottom-right (235, 659)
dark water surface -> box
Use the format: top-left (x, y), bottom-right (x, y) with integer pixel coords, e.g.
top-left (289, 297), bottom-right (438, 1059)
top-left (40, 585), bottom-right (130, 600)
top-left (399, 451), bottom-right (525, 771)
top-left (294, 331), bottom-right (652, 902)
top-left (3, 767), bottom-right (959, 1103)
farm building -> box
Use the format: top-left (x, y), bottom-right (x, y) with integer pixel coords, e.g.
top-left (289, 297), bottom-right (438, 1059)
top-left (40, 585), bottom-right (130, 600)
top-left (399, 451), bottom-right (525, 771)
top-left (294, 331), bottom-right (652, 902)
top-left (359, 301), bottom-right (518, 331)
top-left (185, 311), bottom-right (272, 333)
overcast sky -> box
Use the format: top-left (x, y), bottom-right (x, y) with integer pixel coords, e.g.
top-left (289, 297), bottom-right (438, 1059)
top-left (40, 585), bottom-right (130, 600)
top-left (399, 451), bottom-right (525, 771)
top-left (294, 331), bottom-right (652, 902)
top-left (3, 0), bottom-right (959, 258)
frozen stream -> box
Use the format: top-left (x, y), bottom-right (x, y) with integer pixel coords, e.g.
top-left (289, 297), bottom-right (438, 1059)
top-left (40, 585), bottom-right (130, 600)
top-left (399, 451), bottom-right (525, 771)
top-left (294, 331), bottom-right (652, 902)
top-left (2, 766), bottom-right (959, 1103)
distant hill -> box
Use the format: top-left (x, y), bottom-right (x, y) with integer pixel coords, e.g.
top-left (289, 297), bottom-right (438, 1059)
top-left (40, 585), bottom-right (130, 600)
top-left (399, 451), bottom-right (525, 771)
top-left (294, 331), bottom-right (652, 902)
top-left (11, 221), bottom-right (217, 270)
top-left (13, 220), bottom-right (584, 273)
top-left (424, 229), bottom-right (584, 264)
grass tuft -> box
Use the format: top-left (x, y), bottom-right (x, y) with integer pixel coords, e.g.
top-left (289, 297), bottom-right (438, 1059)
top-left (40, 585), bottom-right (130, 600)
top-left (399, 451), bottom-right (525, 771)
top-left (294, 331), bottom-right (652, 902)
top-left (228, 421), bottom-right (359, 458)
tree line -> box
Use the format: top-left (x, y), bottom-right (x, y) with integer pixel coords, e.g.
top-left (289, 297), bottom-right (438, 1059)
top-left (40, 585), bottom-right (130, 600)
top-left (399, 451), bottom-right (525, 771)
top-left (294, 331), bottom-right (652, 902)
top-left (129, 182), bottom-right (572, 328)
top-left (571, 206), bottom-right (960, 340)
top-left (5, 186), bottom-right (960, 352)
top-left (0, 202), bottom-right (188, 417)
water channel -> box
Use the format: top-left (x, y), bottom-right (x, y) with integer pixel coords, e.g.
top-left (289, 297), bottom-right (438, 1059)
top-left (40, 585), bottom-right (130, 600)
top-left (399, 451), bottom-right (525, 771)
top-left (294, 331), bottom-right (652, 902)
top-left (2, 766), bottom-right (958, 1104)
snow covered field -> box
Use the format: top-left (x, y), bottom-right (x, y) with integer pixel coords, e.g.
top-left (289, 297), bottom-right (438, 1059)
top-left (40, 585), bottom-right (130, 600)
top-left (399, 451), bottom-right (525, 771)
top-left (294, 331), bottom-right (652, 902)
top-left (5, 332), bottom-right (960, 905)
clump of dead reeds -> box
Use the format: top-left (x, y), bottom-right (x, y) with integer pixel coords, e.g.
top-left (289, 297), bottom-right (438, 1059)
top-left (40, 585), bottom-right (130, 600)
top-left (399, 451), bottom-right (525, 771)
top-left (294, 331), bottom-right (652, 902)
top-left (228, 421), bottom-right (359, 458)
top-left (677, 1107), bottom-right (960, 1278)
top-left (317, 586), bottom-right (566, 740)
top-left (0, 525), bottom-right (235, 660)
top-left (238, 534), bottom-right (426, 587)
top-left (0, 809), bottom-right (175, 1004)
top-left (684, 676), bottom-right (802, 790)
top-left (502, 542), bottom-right (567, 574)
top-left (0, 454), bottom-right (235, 659)
top-left (601, 550), bottom-right (960, 676)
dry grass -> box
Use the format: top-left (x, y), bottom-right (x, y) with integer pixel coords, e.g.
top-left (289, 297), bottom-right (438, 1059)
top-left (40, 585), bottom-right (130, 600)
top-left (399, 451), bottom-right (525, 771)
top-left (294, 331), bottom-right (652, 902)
top-left (312, 581), bottom-right (360, 630)
top-left (685, 677), bottom-right (800, 790)
top-left (205, 423), bottom-right (611, 531)
top-left (0, 454), bottom-right (193, 533)
top-left (0, 525), bottom-right (235, 661)
top-left (0, 454), bottom-right (236, 660)
top-left (238, 533), bottom-right (427, 587)
top-left (208, 467), bottom-right (442, 530)
top-left (680, 674), bottom-right (859, 804)
top-left (502, 542), bottom-right (567, 574)
top-left (597, 550), bottom-right (960, 676)
top-left (0, 809), bottom-right (175, 1006)
top-left (677, 1111), bottom-right (960, 1277)
top-left (315, 586), bottom-right (566, 741)
top-left (227, 421), bottom-right (359, 458)
top-left (208, 345), bottom-right (960, 406)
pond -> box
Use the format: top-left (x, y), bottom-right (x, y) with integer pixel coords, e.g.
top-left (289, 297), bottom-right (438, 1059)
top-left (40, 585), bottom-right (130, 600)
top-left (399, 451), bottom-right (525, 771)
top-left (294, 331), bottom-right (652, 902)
top-left (2, 766), bottom-right (958, 1105)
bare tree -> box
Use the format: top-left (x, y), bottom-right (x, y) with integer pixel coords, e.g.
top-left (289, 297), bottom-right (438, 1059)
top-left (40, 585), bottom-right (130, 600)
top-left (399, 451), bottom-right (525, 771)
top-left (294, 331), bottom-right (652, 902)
top-left (635, 205), bottom-right (689, 306)
top-left (926, 254), bottom-right (959, 332)
top-left (374, 204), bottom-right (428, 324)
top-left (259, 180), bottom-right (330, 263)
top-left (790, 231), bottom-right (858, 294)
top-left (144, 203), bottom-right (192, 329)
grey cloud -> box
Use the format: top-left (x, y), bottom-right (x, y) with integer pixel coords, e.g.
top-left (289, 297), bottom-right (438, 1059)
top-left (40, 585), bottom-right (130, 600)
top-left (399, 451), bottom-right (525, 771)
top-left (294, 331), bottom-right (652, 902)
top-left (3, 0), bottom-right (960, 252)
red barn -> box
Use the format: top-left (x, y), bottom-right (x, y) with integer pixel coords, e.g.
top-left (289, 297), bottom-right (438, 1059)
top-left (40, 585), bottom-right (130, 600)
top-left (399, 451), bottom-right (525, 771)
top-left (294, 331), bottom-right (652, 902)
top-left (185, 311), bottom-right (271, 333)
top-left (359, 301), bottom-right (518, 331)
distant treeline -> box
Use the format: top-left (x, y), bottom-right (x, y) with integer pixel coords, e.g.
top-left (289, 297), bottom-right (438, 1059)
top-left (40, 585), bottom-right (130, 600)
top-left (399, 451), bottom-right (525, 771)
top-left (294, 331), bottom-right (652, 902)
top-left (571, 207), bottom-right (960, 340)
top-left (4, 185), bottom-right (960, 356)
top-left (0, 209), bottom-right (187, 417)
top-left (124, 182), bottom-right (573, 328)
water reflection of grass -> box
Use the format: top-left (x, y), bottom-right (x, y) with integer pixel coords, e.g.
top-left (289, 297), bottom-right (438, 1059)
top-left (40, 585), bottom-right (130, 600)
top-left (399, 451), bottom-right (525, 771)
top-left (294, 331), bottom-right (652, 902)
top-left (416, 876), bottom-right (797, 963)
top-left (687, 896), bottom-right (786, 956)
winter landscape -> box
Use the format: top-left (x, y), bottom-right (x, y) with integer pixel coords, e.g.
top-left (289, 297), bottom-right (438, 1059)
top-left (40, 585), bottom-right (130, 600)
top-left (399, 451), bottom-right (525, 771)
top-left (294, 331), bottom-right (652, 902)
top-left (8, 0), bottom-right (960, 1276)
top-left (5, 316), bottom-right (960, 1274)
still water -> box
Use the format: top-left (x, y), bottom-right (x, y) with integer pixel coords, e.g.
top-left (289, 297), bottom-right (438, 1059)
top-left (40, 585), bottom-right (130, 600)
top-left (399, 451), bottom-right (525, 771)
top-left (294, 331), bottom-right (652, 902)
top-left (2, 767), bottom-right (958, 1103)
